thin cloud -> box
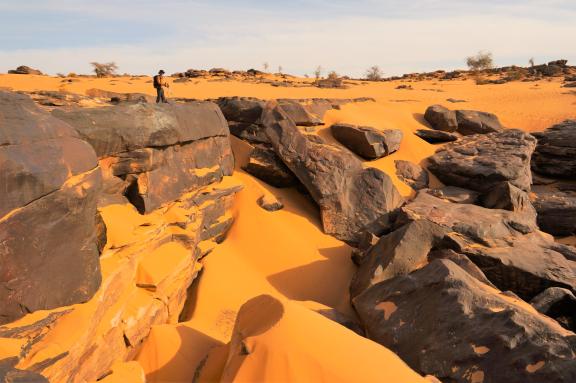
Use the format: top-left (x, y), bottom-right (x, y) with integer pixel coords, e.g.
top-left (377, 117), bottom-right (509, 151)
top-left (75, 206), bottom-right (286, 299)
top-left (0, 1), bottom-right (574, 76)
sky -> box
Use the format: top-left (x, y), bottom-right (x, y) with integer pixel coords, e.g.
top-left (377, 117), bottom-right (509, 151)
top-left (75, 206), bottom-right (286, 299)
top-left (1, 0), bottom-right (575, 77)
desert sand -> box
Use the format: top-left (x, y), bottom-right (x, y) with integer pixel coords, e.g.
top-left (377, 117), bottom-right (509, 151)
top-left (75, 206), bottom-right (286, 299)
top-left (1, 72), bottom-right (575, 382)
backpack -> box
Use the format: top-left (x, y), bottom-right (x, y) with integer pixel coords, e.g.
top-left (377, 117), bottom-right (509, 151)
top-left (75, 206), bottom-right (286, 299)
top-left (153, 75), bottom-right (161, 88)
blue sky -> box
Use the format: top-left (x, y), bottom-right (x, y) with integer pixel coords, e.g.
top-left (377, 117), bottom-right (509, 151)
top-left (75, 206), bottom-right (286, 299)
top-left (1, 0), bottom-right (575, 77)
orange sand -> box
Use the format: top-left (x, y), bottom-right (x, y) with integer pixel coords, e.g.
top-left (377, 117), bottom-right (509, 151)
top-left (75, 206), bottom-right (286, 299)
top-left (1, 73), bottom-right (575, 382)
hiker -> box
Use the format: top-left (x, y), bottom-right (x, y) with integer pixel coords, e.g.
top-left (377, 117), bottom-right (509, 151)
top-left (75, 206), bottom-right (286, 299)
top-left (153, 70), bottom-right (169, 103)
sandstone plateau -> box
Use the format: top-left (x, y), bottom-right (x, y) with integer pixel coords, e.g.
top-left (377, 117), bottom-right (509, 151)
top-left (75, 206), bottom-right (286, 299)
top-left (0, 67), bottom-right (575, 383)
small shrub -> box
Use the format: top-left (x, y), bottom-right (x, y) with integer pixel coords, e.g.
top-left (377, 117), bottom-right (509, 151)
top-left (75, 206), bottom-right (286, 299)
top-left (327, 71), bottom-right (339, 80)
top-left (314, 66), bottom-right (323, 80)
top-left (366, 66), bottom-right (383, 81)
top-left (90, 62), bottom-right (118, 78)
top-left (263, 62), bottom-right (269, 73)
top-left (466, 51), bottom-right (494, 71)
top-left (67, 72), bottom-right (77, 78)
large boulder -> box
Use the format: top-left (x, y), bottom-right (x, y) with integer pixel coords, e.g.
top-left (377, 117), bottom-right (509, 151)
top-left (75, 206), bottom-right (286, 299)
top-left (354, 259), bottom-right (576, 383)
top-left (428, 129), bottom-right (537, 192)
top-left (262, 102), bottom-right (404, 243)
top-left (423, 104), bottom-right (458, 132)
top-left (53, 102), bottom-right (234, 213)
top-left (532, 120), bottom-right (576, 178)
top-left (396, 192), bottom-right (576, 300)
top-left (0, 91), bottom-right (102, 324)
top-left (455, 110), bottom-right (503, 135)
top-left (331, 123), bottom-right (403, 159)
top-left (216, 97), bottom-right (265, 124)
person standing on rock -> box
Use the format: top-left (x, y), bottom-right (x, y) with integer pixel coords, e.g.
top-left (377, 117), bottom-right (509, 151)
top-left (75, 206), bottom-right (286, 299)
top-left (153, 70), bottom-right (169, 103)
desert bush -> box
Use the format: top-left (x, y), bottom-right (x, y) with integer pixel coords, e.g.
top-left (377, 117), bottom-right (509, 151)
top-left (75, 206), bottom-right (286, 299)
top-left (278, 66), bottom-right (283, 74)
top-left (263, 62), bottom-right (269, 72)
top-left (366, 66), bottom-right (383, 81)
top-left (90, 62), bottom-right (118, 78)
top-left (327, 71), bottom-right (339, 80)
top-left (67, 72), bottom-right (77, 78)
top-left (314, 66), bottom-right (323, 80)
top-left (466, 51), bottom-right (494, 71)
top-left (529, 57), bottom-right (535, 67)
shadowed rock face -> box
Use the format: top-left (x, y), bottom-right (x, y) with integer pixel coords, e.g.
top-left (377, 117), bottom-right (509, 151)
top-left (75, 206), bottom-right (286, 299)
top-left (532, 185), bottom-right (576, 237)
top-left (532, 120), bottom-right (576, 178)
top-left (0, 91), bottom-right (102, 325)
top-left (428, 129), bottom-right (537, 192)
top-left (54, 102), bottom-right (234, 213)
top-left (424, 104), bottom-right (458, 132)
top-left (261, 102), bottom-right (404, 243)
top-left (243, 145), bottom-right (298, 188)
top-left (354, 259), bottom-right (576, 383)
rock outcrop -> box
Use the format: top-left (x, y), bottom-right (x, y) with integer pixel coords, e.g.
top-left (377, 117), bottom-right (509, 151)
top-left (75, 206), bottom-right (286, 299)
top-left (0, 92), bottom-right (242, 382)
top-left (331, 123), bottom-right (403, 159)
top-left (532, 120), bottom-right (576, 178)
top-left (7, 65), bottom-right (43, 75)
top-left (53, 102), bottom-right (234, 213)
top-left (262, 102), bottom-right (404, 243)
top-left (428, 129), bottom-right (536, 192)
top-left (0, 91), bottom-right (102, 325)
top-left (354, 259), bottom-right (576, 383)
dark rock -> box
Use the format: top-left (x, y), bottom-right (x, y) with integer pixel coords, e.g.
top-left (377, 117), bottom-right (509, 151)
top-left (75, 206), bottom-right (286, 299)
top-left (243, 145), bottom-right (298, 188)
top-left (563, 82), bottom-right (576, 88)
top-left (446, 98), bottom-right (467, 103)
top-left (532, 186), bottom-right (576, 236)
top-left (531, 287), bottom-right (576, 331)
top-left (262, 102), bottom-right (404, 243)
top-left (394, 160), bottom-right (429, 190)
top-left (354, 259), bottom-right (576, 383)
top-left (278, 100), bottom-right (323, 126)
top-left (414, 129), bottom-right (458, 143)
top-left (425, 186), bottom-right (480, 204)
top-left (216, 97), bottom-right (265, 124)
top-left (350, 220), bottom-right (447, 297)
top-left (455, 109), bottom-right (503, 135)
top-left (257, 194), bottom-right (284, 212)
top-left (0, 91), bottom-right (102, 325)
top-left (7, 65), bottom-right (43, 75)
top-left (331, 123), bottom-right (403, 159)
top-left (95, 212), bottom-right (107, 254)
top-left (316, 78), bottom-right (345, 88)
top-left (397, 192), bottom-right (576, 300)
top-left (428, 129), bottom-right (537, 192)
top-left (423, 105), bottom-right (458, 132)
top-left (0, 357), bottom-right (49, 382)
top-left (532, 120), bottom-right (576, 178)
top-left (54, 101), bottom-right (234, 213)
